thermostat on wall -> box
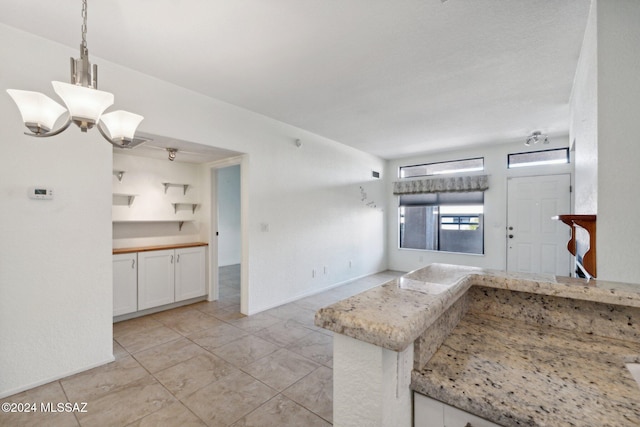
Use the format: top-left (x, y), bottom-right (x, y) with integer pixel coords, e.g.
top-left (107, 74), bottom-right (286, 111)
top-left (28, 186), bottom-right (54, 200)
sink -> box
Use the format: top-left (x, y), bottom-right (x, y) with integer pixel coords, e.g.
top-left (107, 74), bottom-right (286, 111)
top-left (625, 363), bottom-right (640, 389)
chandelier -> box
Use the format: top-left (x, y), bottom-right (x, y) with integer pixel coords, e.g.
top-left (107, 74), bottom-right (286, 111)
top-left (6, 0), bottom-right (146, 149)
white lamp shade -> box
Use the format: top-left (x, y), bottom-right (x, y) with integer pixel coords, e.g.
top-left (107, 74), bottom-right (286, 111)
top-left (100, 110), bottom-right (144, 141)
top-left (6, 89), bottom-right (67, 130)
top-left (52, 81), bottom-right (114, 123)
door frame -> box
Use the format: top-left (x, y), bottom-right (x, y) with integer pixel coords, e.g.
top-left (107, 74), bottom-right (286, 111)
top-left (206, 154), bottom-right (249, 315)
top-left (506, 173), bottom-right (572, 276)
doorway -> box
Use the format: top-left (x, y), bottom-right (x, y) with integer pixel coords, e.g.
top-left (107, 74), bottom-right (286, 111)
top-left (506, 174), bottom-right (571, 276)
top-left (210, 162), bottom-right (244, 313)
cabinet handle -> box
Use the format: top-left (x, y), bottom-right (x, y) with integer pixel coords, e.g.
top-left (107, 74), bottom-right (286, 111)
top-left (177, 254), bottom-right (180, 263)
top-left (171, 255), bottom-right (174, 264)
top-left (131, 259), bottom-right (135, 269)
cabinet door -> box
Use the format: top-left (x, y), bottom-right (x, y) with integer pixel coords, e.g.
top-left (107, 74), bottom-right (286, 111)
top-left (138, 249), bottom-right (175, 310)
top-left (175, 246), bottom-right (206, 301)
top-left (444, 404), bottom-right (501, 427)
top-left (414, 393), bottom-right (445, 427)
top-left (113, 253), bottom-right (137, 316)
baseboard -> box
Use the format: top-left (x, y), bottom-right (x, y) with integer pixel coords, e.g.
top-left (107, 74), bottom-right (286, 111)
top-left (247, 269), bottom-right (393, 315)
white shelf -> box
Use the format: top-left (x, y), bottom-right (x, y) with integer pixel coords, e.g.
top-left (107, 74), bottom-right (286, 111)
top-left (113, 193), bottom-right (137, 207)
top-left (172, 203), bottom-right (199, 214)
top-left (163, 182), bottom-right (190, 195)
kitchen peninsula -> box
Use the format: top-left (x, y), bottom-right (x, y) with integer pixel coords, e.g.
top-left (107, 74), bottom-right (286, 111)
top-left (315, 264), bottom-right (640, 426)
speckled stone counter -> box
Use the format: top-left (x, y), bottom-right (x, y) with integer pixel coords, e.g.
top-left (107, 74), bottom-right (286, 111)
top-left (315, 263), bottom-right (640, 427)
top-left (413, 313), bottom-right (640, 426)
top-left (315, 264), bottom-right (640, 352)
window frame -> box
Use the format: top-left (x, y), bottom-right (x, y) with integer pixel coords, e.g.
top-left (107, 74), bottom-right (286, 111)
top-left (399, 157), bottom-right (484, 178)
top-left (507, 147), bottom-right (570, 169)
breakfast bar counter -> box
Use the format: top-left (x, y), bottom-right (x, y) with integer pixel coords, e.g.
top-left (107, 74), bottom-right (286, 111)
top-left (315, 264), bottom-right (640, 426)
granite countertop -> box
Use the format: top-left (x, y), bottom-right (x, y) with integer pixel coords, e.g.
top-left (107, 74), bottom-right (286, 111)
top-left (316, 263), bottom-right (640, 426)
top-left (412, 312), bottom-right (640, 426)
top-left (314, 264), bottom-right (640, 352)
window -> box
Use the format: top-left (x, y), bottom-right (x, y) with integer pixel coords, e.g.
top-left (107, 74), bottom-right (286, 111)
top-left (399, 192), bottom-right (484, 254)
top-left (400, 158), bottom-right (484, 178)
top-left (508, 148), bottom-right (569, 168)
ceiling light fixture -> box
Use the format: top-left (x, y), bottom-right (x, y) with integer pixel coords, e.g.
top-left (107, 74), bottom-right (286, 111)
top-left (167, 148), bottom-right (177, 161)
top-left (525, 131), bottom-right (549, 146)
top-left (6, 0), bottom-right (146, 149)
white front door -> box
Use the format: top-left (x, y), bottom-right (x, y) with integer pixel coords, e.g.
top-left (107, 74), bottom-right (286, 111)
top-left (507, 174), bottom-right (571, 276)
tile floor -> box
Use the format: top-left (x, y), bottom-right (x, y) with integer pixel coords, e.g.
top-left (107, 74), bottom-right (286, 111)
top-left (1, 267), bottom-right (402, 427)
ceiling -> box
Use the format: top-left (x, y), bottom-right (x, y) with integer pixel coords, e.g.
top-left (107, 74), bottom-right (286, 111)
top-left (0, 0), bottom-right (592, 160)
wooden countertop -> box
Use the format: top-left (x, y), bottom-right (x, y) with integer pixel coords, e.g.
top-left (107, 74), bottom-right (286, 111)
top-left (113, 242), bottom-right (208, 255)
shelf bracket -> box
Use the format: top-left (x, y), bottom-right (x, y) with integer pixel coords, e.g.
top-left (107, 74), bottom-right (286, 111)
top-left (178, 221), bottom-right (185, 231)
top-left (127, 195), bottom-right (135, 207)
top-left (183, 184), bottom-right (189, 195)
top-left (114, 170), bottom-right (125, 182)
top-left (163, 183), bottom-right (190, 195)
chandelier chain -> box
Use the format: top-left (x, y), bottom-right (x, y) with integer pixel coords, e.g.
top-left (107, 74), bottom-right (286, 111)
top-left (81, 0), bottom-right (88, 50)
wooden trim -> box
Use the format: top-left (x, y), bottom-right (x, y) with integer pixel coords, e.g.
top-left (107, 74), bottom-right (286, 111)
top-left (554, 215), bottom-right (597, 277)
top-left (113, 242), bottom-right (208, 255)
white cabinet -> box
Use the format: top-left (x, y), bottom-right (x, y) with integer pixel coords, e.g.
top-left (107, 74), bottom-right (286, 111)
top-left (414, 393), bottom-right (501, 427)
top-left (138, 249), bottom-right (176, 310)
top-left (113, 253), bottom-right (138, 316)
top-left (175, 246), bottom-right (206, 301)
top-left (137, 246), bottom-right (206, 311)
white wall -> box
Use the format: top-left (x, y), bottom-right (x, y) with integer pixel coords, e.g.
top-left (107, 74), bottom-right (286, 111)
top-left (0, 26), bottom-right (113, 397)
top-left (112, 152), bottom-right (205, 249)
top-left (216, 165), bottom-right (241, 266)
top-left (595, 0), bottom-right (640, 283)
top-left (570, 0), bottom-right (640, 284)
top-left (387, 137), bottom-right (572, 273)
top-left (0, 23), bottom-right (387, 395)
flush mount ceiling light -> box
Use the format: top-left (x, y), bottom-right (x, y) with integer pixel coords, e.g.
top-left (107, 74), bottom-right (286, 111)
top-left (6, 0), bottom-right (146, 149)
top-left (167, 148), bottom-right (178, 161)
top-left (524, 131), bottom-right (549, 146)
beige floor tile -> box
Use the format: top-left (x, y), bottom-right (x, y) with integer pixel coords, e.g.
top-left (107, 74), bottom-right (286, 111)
top-left (242, 348), bottom-right (319, 391)
top-left (113, 316), bottom-right (163, 339)
top-left (283, 366), bottom-right (333, 423)
top-left (227, 312), bottom-right (282, 333)
top-left (255, 319), bottom-right (315, 347)
top-left (187, 322), bottom-right (248, 351)
top-left (132, 337), bottom-right (209, 373)
top-left (265, 304), bottom-right (319, 330)
top-left (152, 308), bottom-right (224, 335)
top-left (75, 376), bottom-right (175, 426)
top-left (192, 300), bottom-right (235, 315)
top-left (210, 335), bottom-right (280, 367)
top-left (127, 401), bottom-right (206, 427)
top-left (61, 355), bottom-right (149, 402)
top-left (0, 381), bottom-right (79, 427)
top-left (231, 394), bottom-right (331, 427)
top-left (181, 370), bottom-right (276, 427)
top-left (115, 325), bottom-right (182, 354)
top-left (286, 330), bottom-right (333, 367)
top-left (211, 308), bottom-right (245, 321)
top-left (154, 352), bottom-right (239, 399)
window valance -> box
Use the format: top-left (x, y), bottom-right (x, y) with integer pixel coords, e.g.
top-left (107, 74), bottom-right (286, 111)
top-left (393, 174), bottom-right (489, 195)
